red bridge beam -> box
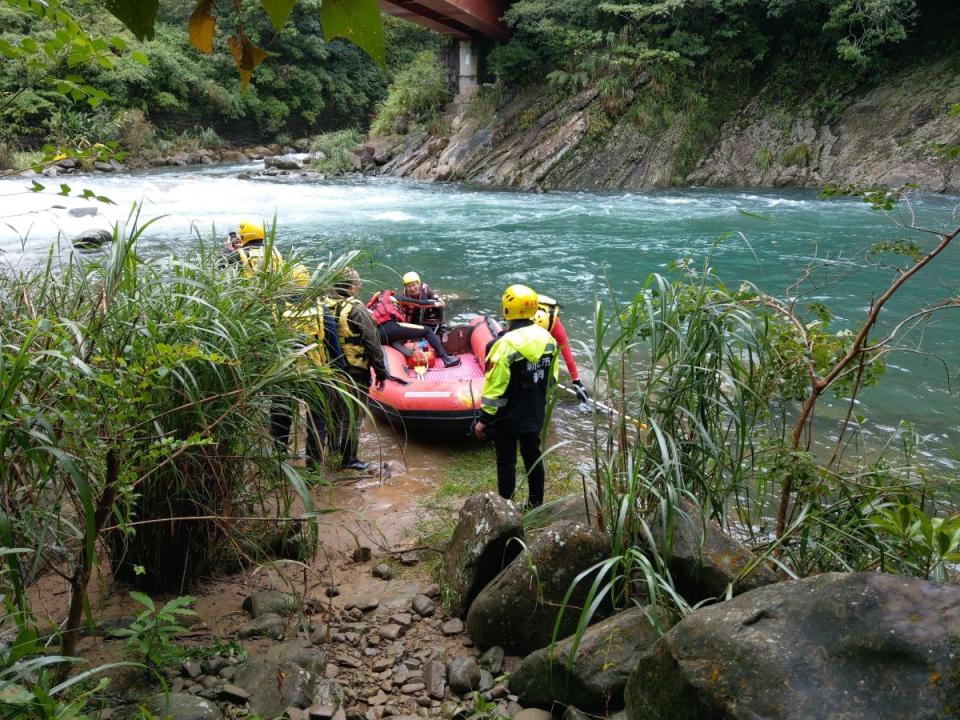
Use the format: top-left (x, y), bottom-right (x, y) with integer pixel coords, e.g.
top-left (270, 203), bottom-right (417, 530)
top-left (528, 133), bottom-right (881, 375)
top-left (378, 0), bottom-right (509, 40)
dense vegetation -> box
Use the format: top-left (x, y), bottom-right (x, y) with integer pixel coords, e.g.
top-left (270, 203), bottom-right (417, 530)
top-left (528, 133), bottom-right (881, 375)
top-left (0, 0), bottom-right (440, 155)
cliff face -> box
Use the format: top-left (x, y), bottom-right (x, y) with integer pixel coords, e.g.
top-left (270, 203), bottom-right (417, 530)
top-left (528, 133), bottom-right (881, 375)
top-left (359, 57), bottom-right (960, 193)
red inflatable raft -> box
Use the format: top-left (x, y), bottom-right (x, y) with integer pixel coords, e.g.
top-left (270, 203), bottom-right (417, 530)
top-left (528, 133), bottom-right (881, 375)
top-left (369, 315), bottom-right (501, 434)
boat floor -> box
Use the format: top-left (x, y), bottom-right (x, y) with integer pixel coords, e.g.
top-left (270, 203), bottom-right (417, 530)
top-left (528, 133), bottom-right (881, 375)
top-left (397, 352), bottom-right (485, 382)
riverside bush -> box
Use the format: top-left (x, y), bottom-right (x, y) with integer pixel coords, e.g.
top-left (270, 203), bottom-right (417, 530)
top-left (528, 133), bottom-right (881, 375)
top-left (0, 214), bottom-right (358, 660)
top-left (370, 51), bottom-right (451, 137)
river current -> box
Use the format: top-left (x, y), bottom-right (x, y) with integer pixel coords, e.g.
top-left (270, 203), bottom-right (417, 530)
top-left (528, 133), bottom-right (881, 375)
top-left (1, 163), bottom-right (958, 470)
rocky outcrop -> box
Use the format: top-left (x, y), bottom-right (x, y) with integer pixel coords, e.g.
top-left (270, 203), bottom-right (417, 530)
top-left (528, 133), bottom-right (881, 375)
top-left (625, 572), bottom-right (960, 720)
top-left (657, 501), bottom-right (776, 602)
top-left (509, 606), bottom-right (670, 713)
top-left (442, 492), bottom-right (524, 618)
top-left (71, 228), bottom-right (112, 248)
top-left (367, 57), bottom-right (960, 193)
top-left (466, 521), bottom-right (611, 654)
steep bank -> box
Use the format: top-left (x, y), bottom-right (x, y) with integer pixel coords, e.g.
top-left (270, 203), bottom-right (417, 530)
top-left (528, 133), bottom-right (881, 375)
top-left (357, 56), bottom-right (960, 193)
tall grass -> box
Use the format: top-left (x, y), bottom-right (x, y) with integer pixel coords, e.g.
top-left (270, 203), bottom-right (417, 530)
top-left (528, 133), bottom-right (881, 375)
top-left (0, 210), bottom-right (357, 664)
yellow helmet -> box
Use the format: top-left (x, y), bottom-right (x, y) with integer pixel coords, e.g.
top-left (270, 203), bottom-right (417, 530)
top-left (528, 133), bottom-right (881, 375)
top-left (402, 271), bottom-right (421, 286)
top-left (502, 284), bottom-right (538, 321)
top-left (238, 219), bottom-right (265, 244)
top-left (290, 263), bottom-right (311, 288)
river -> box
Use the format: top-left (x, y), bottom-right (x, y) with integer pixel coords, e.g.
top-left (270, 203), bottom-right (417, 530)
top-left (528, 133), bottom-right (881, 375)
top-left (1, 164), bottom-right (958, 471)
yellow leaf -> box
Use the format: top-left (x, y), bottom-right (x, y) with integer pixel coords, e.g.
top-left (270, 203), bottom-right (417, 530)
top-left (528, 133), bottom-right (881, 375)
top-left (228, 31), bottom-right (269, 92)
top-left (189, 0), bottom-right (216, 54)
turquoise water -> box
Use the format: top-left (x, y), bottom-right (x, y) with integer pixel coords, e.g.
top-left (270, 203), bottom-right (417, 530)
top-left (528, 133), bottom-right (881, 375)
top-left (1, 165), bottom-right (957, 468)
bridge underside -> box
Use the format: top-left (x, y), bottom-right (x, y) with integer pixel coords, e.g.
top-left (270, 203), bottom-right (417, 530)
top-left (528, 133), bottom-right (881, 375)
top-left (378, 0), bottom-right (509, 39)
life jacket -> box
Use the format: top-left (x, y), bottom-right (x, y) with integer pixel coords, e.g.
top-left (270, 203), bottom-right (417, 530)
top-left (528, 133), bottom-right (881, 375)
top-left (323, 296), bottom-right (367, 371)
top-left (537, 296), bottom-right (560, 333)
top-left (366, 290), bottom-right (405, 326)
top-left (282, 302), bottom-right (327, 366)
top-left (236, 242), bottom-right (283, 277)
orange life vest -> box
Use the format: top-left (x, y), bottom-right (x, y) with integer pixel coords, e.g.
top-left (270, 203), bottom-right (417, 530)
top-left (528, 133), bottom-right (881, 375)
top-left (367, 290), bottom-right (405, 325)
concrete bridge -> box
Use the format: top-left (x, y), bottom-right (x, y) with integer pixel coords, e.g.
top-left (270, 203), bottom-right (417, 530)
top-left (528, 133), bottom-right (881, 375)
top-left (378, 0), bottom-right (509, 98)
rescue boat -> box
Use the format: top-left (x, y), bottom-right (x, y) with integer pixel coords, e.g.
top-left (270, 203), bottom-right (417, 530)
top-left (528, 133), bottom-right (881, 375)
top-left (369, 315), bottom-right (501, 434)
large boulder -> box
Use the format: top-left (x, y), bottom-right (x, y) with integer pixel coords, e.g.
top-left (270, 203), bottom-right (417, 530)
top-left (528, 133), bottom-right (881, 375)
top-left (657, 501), bottom-right (775, 602)
top-left (443, 492), bottom-right (524, 618)
top-left (510, 606), bottom-right (670, 713)
top-left (524, 492), bottom-right (599, 532)
top-left (466, 521), bottom-right (611, 654)
top-left (264, 153), bottom-right (311, 170)
top-left (625, 572), bottom-right (960, 720)
top-left (232, 660), bottom-right (341, 719)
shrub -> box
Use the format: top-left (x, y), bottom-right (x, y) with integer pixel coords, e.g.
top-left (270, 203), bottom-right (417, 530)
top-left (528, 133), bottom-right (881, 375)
top-left (370, 51), bottom-right (451, 137)
top-left (309, 128), bottom-right (362, 174)
top-left (780, 142), bottom-right (811, 166)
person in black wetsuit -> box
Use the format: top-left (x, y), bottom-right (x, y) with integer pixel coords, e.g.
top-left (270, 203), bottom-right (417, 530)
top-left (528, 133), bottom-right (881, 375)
top-left (367, 289), bottom-right (460, 368)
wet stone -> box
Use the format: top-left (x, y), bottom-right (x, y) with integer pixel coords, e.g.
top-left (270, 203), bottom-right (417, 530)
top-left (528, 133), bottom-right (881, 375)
top-left (373, 563), bottom-right (393, 580)
top-left (412, 595), bottom-right (436, 617)
top-left (441, 619), bottom-right (464, 636)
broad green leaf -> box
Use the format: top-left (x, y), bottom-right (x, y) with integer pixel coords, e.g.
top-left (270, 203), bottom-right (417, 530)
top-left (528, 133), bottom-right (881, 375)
top-left (111, 36), bottom-right (128, 51)
top-left (130, 590), bottom-right (155, 611)
top-left (260, 0), bottom-right (297, 31)
top-left (105, 0), bottom-right (159, 40)
top-left (320, 0), bottom-right (385, 68)
top-left (20, 37), bottom-right (37, 53)
top-left (189, 0), bottom-right (216, 54)
top-left (131, 50), bottom-right (149, 65)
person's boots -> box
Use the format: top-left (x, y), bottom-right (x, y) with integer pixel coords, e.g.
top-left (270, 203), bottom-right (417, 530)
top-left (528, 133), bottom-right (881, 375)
top-left (442, 354), bottom-right (461, 368)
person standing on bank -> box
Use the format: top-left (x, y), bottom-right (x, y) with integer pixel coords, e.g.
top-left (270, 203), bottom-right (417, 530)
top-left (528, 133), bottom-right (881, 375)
top-left (324, 268), bottom-right (388, 472)
top-left (473, 284), bottom-right (558, 508)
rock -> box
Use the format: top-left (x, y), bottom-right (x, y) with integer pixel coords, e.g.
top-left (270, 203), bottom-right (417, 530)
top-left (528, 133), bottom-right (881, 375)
top-left (182, 659), bottom-right (203, 678)
top-left (380, 624), bottom-right (404, 641)
top-left (233, 660), bottom-right (341, 719)
top-left (42, 166), bottom-right (58, 177)
top-left (512, 710), bottom-right (551, 720)
top-left (267, 639), bottom-right (328, 675)
top-left (71, 228), bottom-right (112, 248)
top-left (326, 586), bottom-right (341, 597)
top-left (441, 619), bottom-right (464, 636)
top-left (478, 670), bottom-right (494, 693)
top-left (563, 708), bottom-right (592, 720)
top-left (236, 612), bottom-right (285, 640)
top-left (347, 596), bottom-right (380, 613)
top-left (424, 659), bottom-right (446, 700)
top-left (479, 647), bottom-right (504, 675)
top-left (353, 547), bottom-right (372, 562)
top-left (311, 622), bottom-right (332, 644)
top-left (265, 153), bottom-right (311, 170)
top-left (399, 552), bottom-right (418, 566)
top-left (309, 704), bottom-right (337, 719)
top-left (626, 572), bottom-right (960, 720)
top-left (67, 206), bottom-right (97, 218)
top-left (390, 613), bottom-right (413, 627)
top-left (411, 595), bottom-right (436, 617)
top-left (525, 492), bottom-right (599, 531)
top-left (373, 563), bottom-right (393, 580)
top-left (402, 683), bottom-right (426, 694)
top-left (243, 590), bottom-right (300, 618)
top-left (219, 149), bottom-right (249, 163)
top-left (442, 493), bottom-right (524, 618)
top-left (422, 584), bottom-right (442, 599)
top-left (656, 500), bottom-right (776, 603)
top-left (219, 684), bottom-right (251, 705)
top-left (144, 693), bottom-right (221, 720)
top-left (447, 657), bottom-right (481, 695)
top-left (466, 522), bottom-right (611, 654)
top-left (56, 157), bottom-right (78, 170)
top-left (93, 161), bottom-right (114, 172)
top-left (510, 606), bottom-right (668, 712)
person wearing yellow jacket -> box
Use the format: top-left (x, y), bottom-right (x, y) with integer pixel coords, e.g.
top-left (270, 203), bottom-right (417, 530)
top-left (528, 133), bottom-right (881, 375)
top-left (473, 284), bottom-right (558, 508)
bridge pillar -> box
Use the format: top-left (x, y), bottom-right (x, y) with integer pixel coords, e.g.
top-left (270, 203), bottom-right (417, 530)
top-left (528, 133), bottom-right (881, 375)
top-left (456, 39), bottom-right (480, 101)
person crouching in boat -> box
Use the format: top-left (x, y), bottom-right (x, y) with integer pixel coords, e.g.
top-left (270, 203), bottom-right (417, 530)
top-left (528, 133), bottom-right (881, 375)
top-left (533, 293), bottom-right (589, 404)
top-left (323, 268), bottom-right (389, 472)
top-left (368, 289), bottom-right (461, 369)
top-left (398, 271), bottom-right (445, 332)
top-left (473, 284), bottom-right (558, 509)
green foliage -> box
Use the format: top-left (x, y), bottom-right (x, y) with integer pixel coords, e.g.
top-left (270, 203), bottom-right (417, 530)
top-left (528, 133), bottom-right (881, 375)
top-left (370, 51), bottom-right (451, 137)
top-left (110, 592), bottom-right (197, 668)
top-left (754, 146), bottom-right (773, 172)
top-left (780, 143), bottom-right (811, 167)
top-left (308, 128), bottom-right (362, 174)
top-left (871, 504), bottom-right (960, 581)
